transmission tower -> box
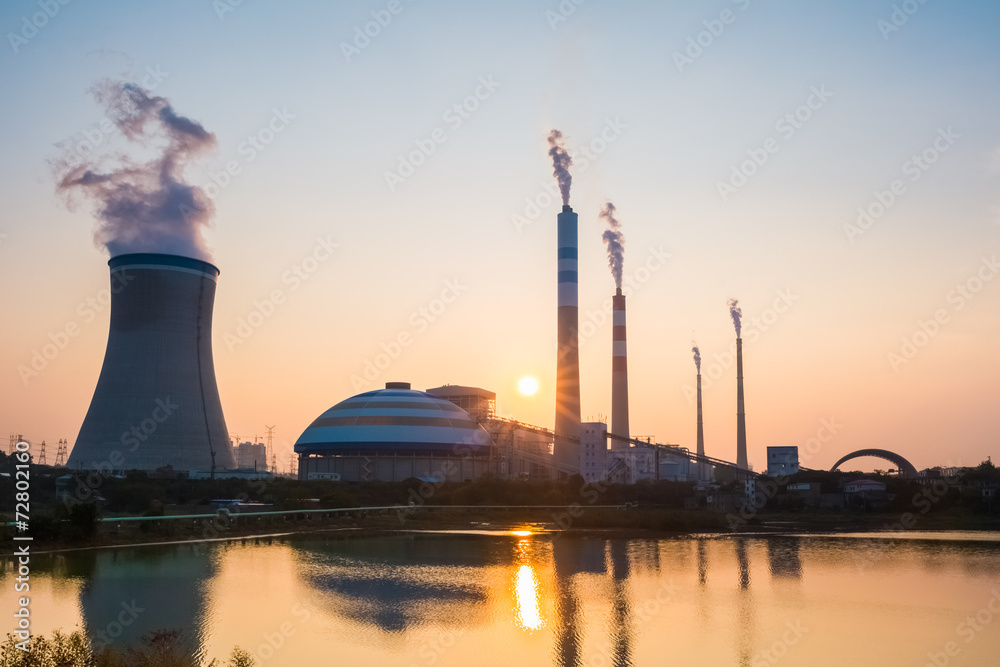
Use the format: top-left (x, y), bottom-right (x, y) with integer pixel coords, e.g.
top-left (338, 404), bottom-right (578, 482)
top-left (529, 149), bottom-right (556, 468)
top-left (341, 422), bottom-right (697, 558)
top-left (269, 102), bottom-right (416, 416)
top-left (38, 440), bottom-right (47, 465)
top-left (55, 440), bottom-right (67, 466)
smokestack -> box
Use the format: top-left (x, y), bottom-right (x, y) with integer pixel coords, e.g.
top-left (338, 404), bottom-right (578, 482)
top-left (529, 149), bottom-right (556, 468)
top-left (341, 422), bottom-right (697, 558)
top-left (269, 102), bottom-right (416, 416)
top-left (611, 287), bottom-right (629, 449)
top-left (736, 337), bottom-right (748, 470)
top-left (68, 253), bottom-right (236, 473)
top-left (693, 343), bottom-right (706, 480)
top-left (697, 374), bottom-right (706, 480)
top-left (555, 204), bottom-right (581, 468)
top-left (728, 299), bottom-right (748, 471)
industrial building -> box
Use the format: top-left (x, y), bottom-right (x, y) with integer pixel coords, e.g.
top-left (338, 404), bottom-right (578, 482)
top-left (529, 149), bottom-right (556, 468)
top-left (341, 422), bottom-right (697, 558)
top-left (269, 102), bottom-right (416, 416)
top-left (68, 253), bottom-right (236, 474)
top-left (295, 382), bottom-right (492, 482)
top-left (767, 446), bottom-right (800, 477)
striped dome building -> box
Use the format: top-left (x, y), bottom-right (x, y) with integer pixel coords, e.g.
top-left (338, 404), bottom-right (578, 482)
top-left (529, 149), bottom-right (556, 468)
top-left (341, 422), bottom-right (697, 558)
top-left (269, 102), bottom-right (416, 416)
top-left (295, 382), bottom-right (493, 482)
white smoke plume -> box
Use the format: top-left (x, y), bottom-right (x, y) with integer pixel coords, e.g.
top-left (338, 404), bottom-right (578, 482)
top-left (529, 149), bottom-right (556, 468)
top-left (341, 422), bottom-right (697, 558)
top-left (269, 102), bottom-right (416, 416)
top-left (54, 80), bottom-right (217, 261)
top-left (599, 201), bottom-right (625, 289)
top-left (728, 298), bottom-right (742, 338)
top-left (547, 129), bottom-right (573, 206)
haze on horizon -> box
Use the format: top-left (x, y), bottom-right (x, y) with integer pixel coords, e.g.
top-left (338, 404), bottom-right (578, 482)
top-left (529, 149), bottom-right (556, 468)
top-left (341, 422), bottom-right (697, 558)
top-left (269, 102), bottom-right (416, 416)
top-left (1, 0), bottom-right (998, 473)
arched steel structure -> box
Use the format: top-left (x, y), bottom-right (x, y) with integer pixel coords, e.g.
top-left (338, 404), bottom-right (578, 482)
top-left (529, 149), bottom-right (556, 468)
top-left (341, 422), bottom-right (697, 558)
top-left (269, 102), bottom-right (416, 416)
top-left (830, 449), bottom-right (918, 478)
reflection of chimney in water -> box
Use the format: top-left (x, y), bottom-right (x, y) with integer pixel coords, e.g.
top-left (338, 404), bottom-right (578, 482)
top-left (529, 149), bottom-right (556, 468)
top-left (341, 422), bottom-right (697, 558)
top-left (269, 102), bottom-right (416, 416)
top-left (609, 541), bottom-right (633, 666)
top-left (697, 539), bottom-right (708, 586)
top-left (735, 538), bottom-right (751, 591)
top-left (767, 537), bottom-right (803, 580)
top-left (553, 539), bottom-right (583, 667)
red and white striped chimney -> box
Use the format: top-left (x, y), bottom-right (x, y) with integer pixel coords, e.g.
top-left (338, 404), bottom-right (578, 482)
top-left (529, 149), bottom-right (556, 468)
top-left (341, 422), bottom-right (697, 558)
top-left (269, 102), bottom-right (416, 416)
top-left (611, 287), bottom-right (629, 449)
top-left (736, 337), bottom-right (748, 470)
top-left (696, 372), bottom-right (706, 480)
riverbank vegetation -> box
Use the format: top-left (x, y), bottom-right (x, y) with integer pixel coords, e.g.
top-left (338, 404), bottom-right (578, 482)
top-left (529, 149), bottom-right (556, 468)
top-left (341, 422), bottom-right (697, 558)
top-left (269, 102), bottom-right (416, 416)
top-left (0, 630), bottom-right (251, 666)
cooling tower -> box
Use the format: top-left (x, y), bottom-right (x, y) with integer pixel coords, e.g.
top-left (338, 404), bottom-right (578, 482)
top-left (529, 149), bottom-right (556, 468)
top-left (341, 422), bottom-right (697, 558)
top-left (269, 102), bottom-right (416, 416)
top-left (611, 288), bottom-right (629, 449)
top-left (554, 204), bottom-right (581, 469)
top-left (68, 253), bottom-right (235, 473)
top-left (696, 373), bottom-right (706, 480)
top-left (736, 337), bottom-right (748, 470)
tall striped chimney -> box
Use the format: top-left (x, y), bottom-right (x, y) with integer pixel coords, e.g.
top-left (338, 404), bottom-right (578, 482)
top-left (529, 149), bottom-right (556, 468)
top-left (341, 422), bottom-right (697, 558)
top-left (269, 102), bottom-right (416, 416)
top-left (611, 288), bottom-right (629, 449)
top-left (555, 204), bottom-right (581, 469)
top-left (736, 337), bottom-right (748, 470)
top-left (696, 373), bottom-right (706, 480)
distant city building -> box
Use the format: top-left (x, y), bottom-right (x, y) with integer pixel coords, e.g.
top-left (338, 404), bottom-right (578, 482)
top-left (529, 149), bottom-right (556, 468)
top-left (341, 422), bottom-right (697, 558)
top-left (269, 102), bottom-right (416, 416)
top-left (234, 442), bottom-right (267, 470)
top-left (767, 446), bottom-right (800, 477)
top-left (579, 422), bottom-right (607, 483)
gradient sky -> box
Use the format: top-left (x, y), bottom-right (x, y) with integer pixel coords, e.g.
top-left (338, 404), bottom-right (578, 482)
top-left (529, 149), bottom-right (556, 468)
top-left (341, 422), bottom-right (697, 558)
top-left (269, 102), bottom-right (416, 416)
top-left (1, 0), bottom-right (998, 473)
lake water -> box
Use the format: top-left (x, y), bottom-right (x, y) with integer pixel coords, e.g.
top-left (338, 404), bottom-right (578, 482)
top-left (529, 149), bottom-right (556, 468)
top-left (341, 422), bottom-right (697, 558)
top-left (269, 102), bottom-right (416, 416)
top-left (3, 530), bottom-right (1000, 666)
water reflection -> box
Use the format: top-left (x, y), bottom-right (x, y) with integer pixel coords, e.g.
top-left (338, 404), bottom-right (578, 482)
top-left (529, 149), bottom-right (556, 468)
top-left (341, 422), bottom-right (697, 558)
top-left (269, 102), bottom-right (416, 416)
top-left (609, 541), bottom-right (633, 667)
top-left (5, 531), bottom-right (1000, 666)
top-left (515, 565), bottom-right (544, 630)
top-left (733, 538), bottom-right (754, 667)
top-left (552, 539), bottom-right (584, 667)
top-left (76, 545), bottom-right (216, 655)
top-left (295, 534), bottom-right (492, 634)
top-left (697, 539), bottom-right (708, 586)
top-left (767, 537), bottom-right (803, 580)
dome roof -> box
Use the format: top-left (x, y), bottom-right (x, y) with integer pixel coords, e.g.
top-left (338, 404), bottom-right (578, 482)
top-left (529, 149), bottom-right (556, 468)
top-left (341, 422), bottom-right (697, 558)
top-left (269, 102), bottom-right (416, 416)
top-left (294, 384), bottom-right (491, 455)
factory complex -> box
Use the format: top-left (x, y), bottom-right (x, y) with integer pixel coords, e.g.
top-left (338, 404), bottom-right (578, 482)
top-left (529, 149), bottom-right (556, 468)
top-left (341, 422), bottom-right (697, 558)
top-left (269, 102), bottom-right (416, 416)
top-left (57, 129), bottom-right (785, 485)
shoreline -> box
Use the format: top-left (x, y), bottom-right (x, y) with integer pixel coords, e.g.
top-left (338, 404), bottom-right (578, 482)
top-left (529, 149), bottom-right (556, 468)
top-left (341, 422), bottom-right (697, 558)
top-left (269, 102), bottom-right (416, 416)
top-left (4, 512), bottom-right (999, 557)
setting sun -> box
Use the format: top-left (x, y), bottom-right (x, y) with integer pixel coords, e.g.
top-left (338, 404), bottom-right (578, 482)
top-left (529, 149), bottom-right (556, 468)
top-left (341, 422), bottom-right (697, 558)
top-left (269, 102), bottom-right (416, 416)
top-left (518, 377), bottom-right (539, 396)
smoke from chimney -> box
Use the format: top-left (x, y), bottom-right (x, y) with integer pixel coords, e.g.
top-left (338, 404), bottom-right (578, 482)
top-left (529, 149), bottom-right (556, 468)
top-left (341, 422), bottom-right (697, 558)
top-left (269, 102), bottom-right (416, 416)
top-left (599, 201), bottom-right (625, 289)
top-left (547, 129), bottom-right (573, 206)
top-left (54, 80), bottom-right (217, 261)
top-left (692, 342), bottom-right (701, 373)
top-left (728, 298), bottom-right (742, 338)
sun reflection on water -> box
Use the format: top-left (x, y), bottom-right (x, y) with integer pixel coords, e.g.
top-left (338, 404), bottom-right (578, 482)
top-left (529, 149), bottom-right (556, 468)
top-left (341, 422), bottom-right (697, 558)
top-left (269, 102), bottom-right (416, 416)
top-left (514, 565), bottom-right (544, 630)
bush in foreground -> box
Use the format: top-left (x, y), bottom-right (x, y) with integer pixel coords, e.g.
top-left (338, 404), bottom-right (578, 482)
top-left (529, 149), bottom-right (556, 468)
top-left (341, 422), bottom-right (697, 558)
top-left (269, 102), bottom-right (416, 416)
top-left (0, 630), bottom-right (253, 667)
